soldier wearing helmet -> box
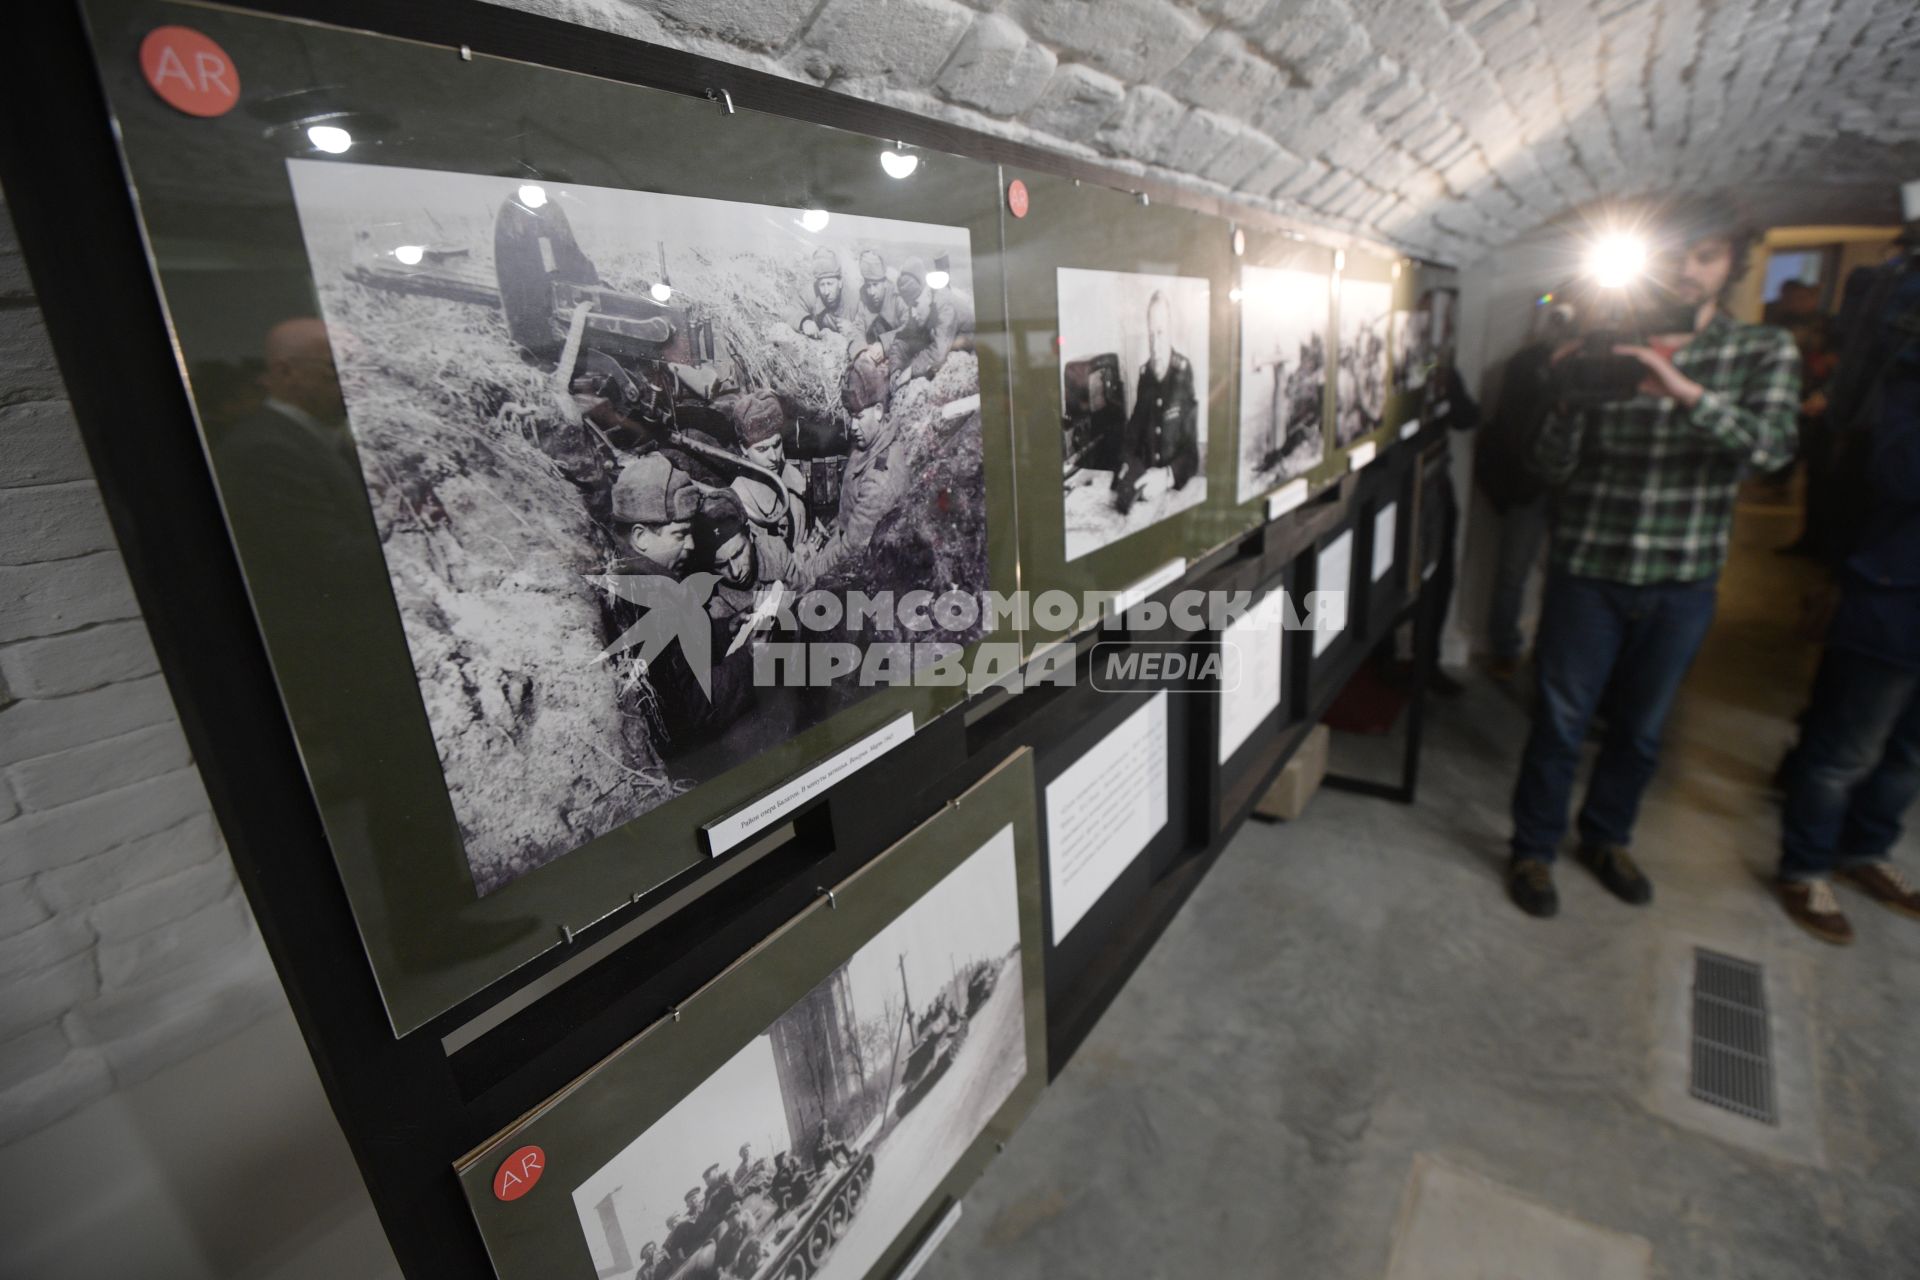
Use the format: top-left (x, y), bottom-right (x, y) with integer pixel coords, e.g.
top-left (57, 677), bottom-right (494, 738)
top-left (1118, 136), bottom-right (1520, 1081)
top-left (885, 253), bottom-right (975, 388)
top-left (854, 248), bottom-right (908, 352)
top-left (793, 246), bottom-right (858, 341)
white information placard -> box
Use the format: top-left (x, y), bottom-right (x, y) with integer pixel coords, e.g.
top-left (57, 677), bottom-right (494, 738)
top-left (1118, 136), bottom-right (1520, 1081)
top-left (704, 714), bottom-right (915, 855)
top-left (1313, 530), bottom-right (1354, 657)
top-left (1265, 477), bottom-right (1309, 521)
top-left (1347, 440), bottom-right (1377, 470)
top-left (1217, 592), bottom-right (1286, 764)
top-left (1372, 502), bottom-right (1398, 582)
top-left (1044, 692), bottom-right (1170, 943)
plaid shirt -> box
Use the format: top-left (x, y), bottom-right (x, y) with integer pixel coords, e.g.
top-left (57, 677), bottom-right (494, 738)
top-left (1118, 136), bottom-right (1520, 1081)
top-left (1534, 313), bottom-right (1801, 584)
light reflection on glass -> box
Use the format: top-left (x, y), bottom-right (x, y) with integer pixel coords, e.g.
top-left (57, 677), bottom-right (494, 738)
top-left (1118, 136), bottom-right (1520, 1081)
top-left (307, 125), bottom-right (352, 154)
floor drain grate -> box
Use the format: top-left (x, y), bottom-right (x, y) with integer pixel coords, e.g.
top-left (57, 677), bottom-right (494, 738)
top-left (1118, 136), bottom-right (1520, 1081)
top-left (1689, 948), bottom-right (1777, 1125)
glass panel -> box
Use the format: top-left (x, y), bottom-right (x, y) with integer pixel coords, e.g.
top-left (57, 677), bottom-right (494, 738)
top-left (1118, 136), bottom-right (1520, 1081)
top-left (80, 0), bottom-right (1017, 1031)
top-left (455, 754), bottom-right (1046, 1280)
top-left (999, 170), bottom-right (1249, 651)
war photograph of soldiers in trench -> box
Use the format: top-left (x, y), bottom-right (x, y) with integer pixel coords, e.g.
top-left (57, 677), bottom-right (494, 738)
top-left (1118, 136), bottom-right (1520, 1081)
top-left (1235, 263), bottom-right (1329, 504)
top-left (1390, 298), bottom-right (1433, 397)
top-left (1055, 267), bottom-right (1211, 560)
top-left (280, 161), bottom-right (987, 895)
top-left (570, 827), bottom-right (1024, 1280)
top-left (1335, 275), bottom-right (1393, 447)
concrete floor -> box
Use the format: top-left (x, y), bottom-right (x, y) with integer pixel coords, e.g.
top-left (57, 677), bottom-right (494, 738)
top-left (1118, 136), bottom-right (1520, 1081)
top-left (922, 502), bottom-right (1920, 1279)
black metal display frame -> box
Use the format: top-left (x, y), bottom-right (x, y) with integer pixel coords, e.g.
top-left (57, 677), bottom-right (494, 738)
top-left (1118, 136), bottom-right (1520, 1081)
top-left (0, 2), bottom-right (1449, 1275)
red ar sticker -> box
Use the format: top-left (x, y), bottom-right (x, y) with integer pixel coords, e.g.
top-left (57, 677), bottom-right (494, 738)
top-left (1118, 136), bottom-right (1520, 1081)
top-left (1007, 179), bottom-right (1029, 219)
top-left (493, 1145), bottom-right (546, 1202)
top-left (140, 27), bottom-right (241, 118)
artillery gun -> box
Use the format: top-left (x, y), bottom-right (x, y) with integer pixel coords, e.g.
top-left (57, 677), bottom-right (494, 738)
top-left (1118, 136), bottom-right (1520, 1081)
top-left (348, 184), bottom-right (801, 530)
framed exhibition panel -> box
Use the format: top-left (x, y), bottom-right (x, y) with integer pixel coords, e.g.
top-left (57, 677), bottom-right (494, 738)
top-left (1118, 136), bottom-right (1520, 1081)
top-left (1000, 168), bottom-right (1248, 652)
top-left (1299, 515), bottom-right (1363, 711)
top-left (456, 750), bottom-right (1047, 1280)
top-left (1198, 557), bottom-right (1299, 835)
top-left (1331, 247), bottom-right (1400, 463)
top-left (1359, 449), bottom-right (1415, 632)
top-left (76, 0), bottom-right (1020, 1032)
top-left (1231, 227), bottom-right (1339, 513)
top-left (1410, 439), bottom-right (1455, 596)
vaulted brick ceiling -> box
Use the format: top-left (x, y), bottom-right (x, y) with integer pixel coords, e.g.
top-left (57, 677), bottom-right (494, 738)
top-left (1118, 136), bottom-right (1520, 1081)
top-left (499, 0), bottom-right (1920, 262)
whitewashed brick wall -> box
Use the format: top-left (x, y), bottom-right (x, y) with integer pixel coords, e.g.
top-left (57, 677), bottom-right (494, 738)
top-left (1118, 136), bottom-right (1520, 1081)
top-left (0, 195), bottom-right (280, 1148)
top-left (490, 0), bottom-right (1920, 260)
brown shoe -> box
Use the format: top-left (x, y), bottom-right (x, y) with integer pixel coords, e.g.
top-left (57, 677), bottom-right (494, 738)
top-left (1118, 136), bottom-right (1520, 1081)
top-left (1837, 863), bottom-right (1920, 919)
top-left (1776, 880), bottom-right (1854, 945)
top-left (1487, 655), bottom-right (1521, 682)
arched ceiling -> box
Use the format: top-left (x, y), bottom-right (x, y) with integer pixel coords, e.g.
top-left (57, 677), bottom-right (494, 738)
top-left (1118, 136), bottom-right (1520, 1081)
top-left (497, 0), bottom-right (1919, 262)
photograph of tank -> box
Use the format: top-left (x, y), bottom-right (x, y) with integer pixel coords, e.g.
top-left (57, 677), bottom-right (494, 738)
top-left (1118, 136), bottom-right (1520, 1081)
top-left (282, 161), bottom-right (986, 895)
top-left (1336, 276), bottom-right (1392, 447)
top-left (571, 825), bottom-right (1025, 1280)
top-left (1056, 267), bottom-right (1210, 560)
top-left (1235, 263), bottom-right (1329, 504)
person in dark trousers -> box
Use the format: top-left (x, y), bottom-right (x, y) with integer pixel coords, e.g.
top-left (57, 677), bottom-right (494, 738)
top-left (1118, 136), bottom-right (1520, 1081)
top-left (1775, 233), bottom-right (1920, 943)
top-left (1477, 301), bottom-right (1575, 680)
top-left (1507, 199), bottom-right (1801, 918)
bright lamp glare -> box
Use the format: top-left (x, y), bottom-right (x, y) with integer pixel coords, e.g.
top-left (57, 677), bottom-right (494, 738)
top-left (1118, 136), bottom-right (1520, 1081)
top-left (1589, 234), bottom-right (1647, 289)
top-left (924, 270), bottom-right (950, 290)
top-left (307, 125), bottom-right (353, 154)
top-left (650, 281), bottom-right (673, 303)
top-left (393, 244), bottom-right (425, 266)
top-left (1229, 286), bottom-right (1244, 303)
top-left (880, 149), bottom-right (919, 180)
top-left (799, 209), bottom-right (830, 233)
top-left (518, 184), bottom-right (548, 210)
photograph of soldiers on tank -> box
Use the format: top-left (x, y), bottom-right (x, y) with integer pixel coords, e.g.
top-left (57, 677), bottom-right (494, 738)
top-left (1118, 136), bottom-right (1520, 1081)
top-left (1235, 263), bottom-right (1329, 504)
top-left (1055, 267), bottom-right (1210, 560)
top-left (571, 826), bottom-right (1025, 1280)
top-left (1335, 276), bottom-right (1393, 447)
top-left (281, 162), bottom-right (987, 896)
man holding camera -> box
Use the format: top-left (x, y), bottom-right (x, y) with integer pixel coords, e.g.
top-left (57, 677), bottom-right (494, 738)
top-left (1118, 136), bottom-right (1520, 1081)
top-left (1507, 199), bottom-right (1802, 918)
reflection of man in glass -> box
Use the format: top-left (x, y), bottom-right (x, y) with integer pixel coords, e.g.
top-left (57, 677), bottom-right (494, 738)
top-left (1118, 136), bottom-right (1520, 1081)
top-left (1113, 290), bottom-right (1199, 514)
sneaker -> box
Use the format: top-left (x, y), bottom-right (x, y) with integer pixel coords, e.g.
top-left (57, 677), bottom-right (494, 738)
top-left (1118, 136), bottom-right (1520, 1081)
top-left (1507, 858), bottom-right (1559, 918)
top-left (1776, 879), bottom-right (1855, 945)
top-left (1576, 842), bottom-right (1653, 905)
top-left (1837, 863), bottom-right (1920, 919)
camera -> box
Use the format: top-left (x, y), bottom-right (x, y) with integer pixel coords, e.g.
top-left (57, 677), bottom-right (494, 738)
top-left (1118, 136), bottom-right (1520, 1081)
top-left (1549, 294), bottom-right (1697, 407)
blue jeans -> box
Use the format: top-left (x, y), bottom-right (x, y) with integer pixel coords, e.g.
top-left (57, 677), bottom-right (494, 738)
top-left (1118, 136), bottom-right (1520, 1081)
top-left (1778, 647), bottom-right (1920, 881)
top-left (1510, 573), bottom-right (1719, 861)
top-left (1487, 496), bottom-right (1550, 662)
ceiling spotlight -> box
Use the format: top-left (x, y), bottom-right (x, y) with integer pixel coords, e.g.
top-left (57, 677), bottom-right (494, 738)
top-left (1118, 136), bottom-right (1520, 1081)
top-left (517, 183), bottom-right (548, 210)
top-left (1588, 232), bottom-right (1647, 289)
top-left (650, 281), bottom-right (673, 303)
top-left (799, 208), bottom-right (830, 233)
top-left (307, 124), bottom-right (352, 154)
top-left (880, 148), bottom-right (919, 180)
top-left (925, 269), bottom-right (950, 290)
top-left (393, 244), bottom-right (425, 266)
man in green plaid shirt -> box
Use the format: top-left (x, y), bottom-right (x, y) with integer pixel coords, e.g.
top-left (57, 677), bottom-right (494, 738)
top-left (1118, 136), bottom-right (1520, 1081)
top-left (1507, 200), bottom-right (1802, 919)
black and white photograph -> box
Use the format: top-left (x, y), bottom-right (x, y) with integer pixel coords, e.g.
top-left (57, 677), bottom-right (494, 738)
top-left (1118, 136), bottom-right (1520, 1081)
top-left (570, 825), bottom-right (1025, 1280)
top-left (1235, 263), bottom-right (1329, 504)
top-left (1056, 267), bottom-right (1210, 560)
top-left (1389, 295), bottom-right (1434, 395)
top-left (282, 161), bottom-right (988, 895)
top-left (1335, 276), bottom-right (1392, 447)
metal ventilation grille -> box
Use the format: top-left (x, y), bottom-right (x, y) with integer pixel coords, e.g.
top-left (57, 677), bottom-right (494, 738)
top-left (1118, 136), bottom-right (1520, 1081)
top-left (1690, 949), bottom-right (1777, 1125)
